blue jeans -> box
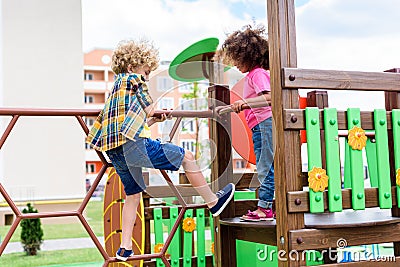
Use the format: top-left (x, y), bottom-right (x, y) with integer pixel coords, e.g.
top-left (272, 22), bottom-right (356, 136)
top-left (106, 138), bottom-right (185, 195)
top-left (251, 117), bottom-right (274, 209)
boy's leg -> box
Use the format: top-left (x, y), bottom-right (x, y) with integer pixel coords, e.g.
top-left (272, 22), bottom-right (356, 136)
top-left (181, 150), bottom-right (235, 217)
top-left (121, 193), bottom-right (141, 249)
top-left (181, 151), bottom-right (218, 207)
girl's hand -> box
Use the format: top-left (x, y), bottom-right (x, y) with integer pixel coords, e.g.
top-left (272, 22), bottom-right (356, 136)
top-left (231, 100), bottom-right (245, 113)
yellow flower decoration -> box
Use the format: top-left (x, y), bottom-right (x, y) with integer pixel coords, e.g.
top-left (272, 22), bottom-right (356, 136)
top-left (308, 167), bottom-right (329, 192)
top-left (154, 243), bottom-right (170, 258)
top-left (396, 168), bottom-right (400, 187)
top-left (154, 243), bottom-right (164, 253)
top-left (182, 217), bottom-right (196, 232)
top-left (348, 126), bottom-right (367, 150)
top-left (211, 242), bottom-right (215, 254)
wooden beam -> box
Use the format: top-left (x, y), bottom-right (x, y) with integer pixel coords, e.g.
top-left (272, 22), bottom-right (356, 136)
top-left (284, 109), bottom-right (394, 130)
top-left (283, 68), bottom-right (400, 92)
top-left (289, 223), bottom-right (400, 251)
top-left (287, 187), bottom-right (398, 213)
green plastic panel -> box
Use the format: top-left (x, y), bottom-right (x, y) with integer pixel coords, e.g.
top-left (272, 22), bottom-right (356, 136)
top-left (183, 210), bottom-right (193, 267)
top-left (392, 110), bottom-right (400, 207)
top-left (169, 207), bottom-right (181, 267)
top-left (365, 133), bottom-right (378, 188)
top-left (196, 209), bottom-right (206, 267)
top-left (343, 139), bottom-right (352, 189)
top-left (305, 107), bottom-right (324, 213)
top-left (347, 108), bottom-right (365, 210)
top-left (323, 108), bottom-right (342, 212)
top-left (154, 208), bottom-right (165, 267)
top-left (210, 216), bottom-right (215, 266)
top-left (373, 109), bottom-right (392, 208)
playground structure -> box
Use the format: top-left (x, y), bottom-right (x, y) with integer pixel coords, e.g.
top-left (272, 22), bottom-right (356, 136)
top-left (0, 0), bottom-right (400, 266)
top-left (214, 1), bottom-right (400, 266)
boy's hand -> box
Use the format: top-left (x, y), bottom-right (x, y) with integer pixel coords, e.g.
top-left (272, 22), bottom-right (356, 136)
top-left (147, 113), bottom-right (169, 126)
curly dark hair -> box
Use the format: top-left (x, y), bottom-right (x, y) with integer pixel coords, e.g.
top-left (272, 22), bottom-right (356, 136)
top-left (218, 24), bottom-right (269, 71)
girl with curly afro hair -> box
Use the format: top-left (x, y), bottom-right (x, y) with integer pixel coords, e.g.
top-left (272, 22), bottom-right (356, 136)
top-left (219, 24), bottom-right (275, 221)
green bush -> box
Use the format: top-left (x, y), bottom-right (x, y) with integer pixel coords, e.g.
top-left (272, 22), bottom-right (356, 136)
top-left (20, 203), bottom-right (44, 255)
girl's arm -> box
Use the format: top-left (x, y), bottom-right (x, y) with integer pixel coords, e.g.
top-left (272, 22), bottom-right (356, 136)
top-left (231, 91), bottom-right (271, 113)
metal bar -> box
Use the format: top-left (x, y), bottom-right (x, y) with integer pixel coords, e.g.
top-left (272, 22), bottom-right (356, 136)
top-left (169, 117), bottom-right (182, 142)
top-left (77, 213), bottom-right (109, 260)
top-left (79, 164), bottom-right (108, 213)
top-left (0, 108), bottom-right (101, 116)
top-left (107, 253), bottom-right (163, 263)
top-left (153, 110), bottom-right (213, 118)
top-left (162, 207), bottom-right (188, 255)
top-left (0, 115), bottom-right (19, 150)
top-left (20, 211), bottom-right (78, 219)
top-left (0, 183), bottom-right (22, 216)
top-left (161, 255), bottom-right (172, 267)
top-left (0, 217), bottom-right (21, 255)
top-left (75, 115), bottom-right (90, 135)
top-left (160, 170), bottom-right (187, 207)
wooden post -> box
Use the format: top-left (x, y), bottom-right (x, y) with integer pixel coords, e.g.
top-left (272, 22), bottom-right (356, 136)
top-left (384, 68), bottom-right (400, 257)
top-left (208, 84), bottom-right (235, 267)
top-left (267, 0), bottom-right (304, 266)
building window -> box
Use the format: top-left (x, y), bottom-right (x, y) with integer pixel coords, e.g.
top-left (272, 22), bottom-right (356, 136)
top-left (181, 140), bottom-right (195, 153)
top-left (158, 97), bottom-right (174, 109)
top-left (84, 95), bottom-right (94, 103)
top-left (157, 76), bottom-right (174, 92)
top-left (235, 160), bottom-right (246, 169)
top-left (179, 98), bottom-right (194, 110)
top-left (158, 119), bottom-right (175, 135)
top-left (86, 163), bottom-right (96, 173)
top-left (178, 82), bottom-right (192, 93)
top-left (85, 117), bottom-right (95, 127)
top-left (181, 119), bottom-right (195, 133)
top-left (84, 73), bottom-right (94, 80)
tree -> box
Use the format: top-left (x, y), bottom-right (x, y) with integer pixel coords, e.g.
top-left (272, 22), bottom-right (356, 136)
top-left (20, 203), bottom-right (44, 255)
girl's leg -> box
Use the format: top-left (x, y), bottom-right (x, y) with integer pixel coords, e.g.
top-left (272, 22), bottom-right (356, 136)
top-left (252, 118), bottom-right (274, 209)
top-left (181, 150), bottom-right (218, 208)
top-left (120, 193), bottom-right (141, 249)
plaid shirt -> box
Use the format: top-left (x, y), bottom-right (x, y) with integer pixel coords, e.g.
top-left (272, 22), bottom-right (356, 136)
top-left (86, 73), bottom-right (153, 151)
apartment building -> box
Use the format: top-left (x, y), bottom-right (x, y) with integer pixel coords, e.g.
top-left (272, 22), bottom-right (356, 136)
top-left (83, 49), bottom-right (254, 190)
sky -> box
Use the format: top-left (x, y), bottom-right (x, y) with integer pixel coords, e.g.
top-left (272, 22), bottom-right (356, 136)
top-left (82, 0), bottom-right (400, 109)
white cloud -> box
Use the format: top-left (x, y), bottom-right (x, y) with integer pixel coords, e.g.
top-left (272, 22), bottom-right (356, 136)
top-left (82, 0), bottom-right (400, 73)
top-left (82, 0), bottom-right (259, 60)
top-left (296, 0), bottom-right (400, 71)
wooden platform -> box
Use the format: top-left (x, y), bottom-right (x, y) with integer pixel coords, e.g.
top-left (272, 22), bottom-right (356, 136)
top-left (219, 208), bottom-right (400, 247)
top-left (221, 208), bottom-right (400, 229)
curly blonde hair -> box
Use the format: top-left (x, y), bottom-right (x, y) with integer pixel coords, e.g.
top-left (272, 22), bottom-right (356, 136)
top-left (111, 39), bottom-right (159, 74)
top-left (218, 24), bottom-right (269, 71)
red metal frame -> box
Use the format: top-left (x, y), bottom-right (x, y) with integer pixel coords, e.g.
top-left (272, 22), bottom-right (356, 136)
top-left (0, 107), bottom-right (211, 266)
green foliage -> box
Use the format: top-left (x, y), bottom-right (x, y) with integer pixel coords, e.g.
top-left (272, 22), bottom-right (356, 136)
top-left (20, 203), bottom-right (44, 255)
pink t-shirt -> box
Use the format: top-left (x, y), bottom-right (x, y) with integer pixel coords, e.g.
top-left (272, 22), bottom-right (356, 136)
top-left (243, 67), bottom-right (272, 129)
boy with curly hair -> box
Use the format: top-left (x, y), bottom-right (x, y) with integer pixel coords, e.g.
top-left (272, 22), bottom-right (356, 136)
top-left (86, 39), bottom-right (235, 261)
top-left (218, 25), bottom-right (275, 221)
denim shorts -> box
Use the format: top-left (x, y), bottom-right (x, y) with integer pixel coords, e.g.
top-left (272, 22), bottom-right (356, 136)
top-left (106, 138), bottom-right (185, 195)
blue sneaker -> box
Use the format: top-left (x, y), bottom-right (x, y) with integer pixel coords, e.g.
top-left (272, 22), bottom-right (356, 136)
top-left (116, 247), bottom-right (134, 261)
top-left (209, 183), bottom-right (235, 217)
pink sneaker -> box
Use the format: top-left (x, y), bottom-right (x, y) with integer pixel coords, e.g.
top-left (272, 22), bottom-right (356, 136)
top-left (240, 207), bottom-right (274, 221)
